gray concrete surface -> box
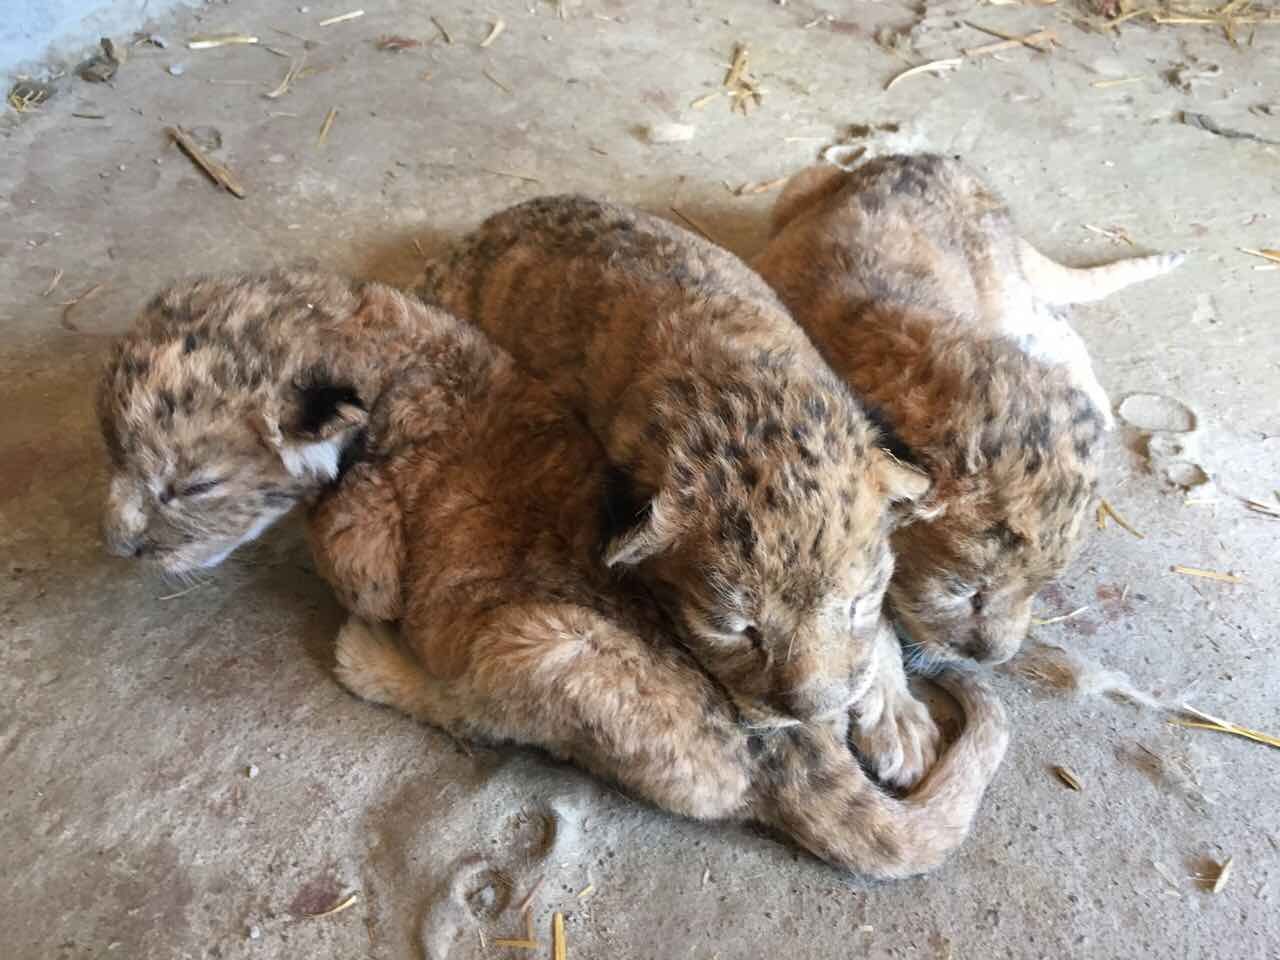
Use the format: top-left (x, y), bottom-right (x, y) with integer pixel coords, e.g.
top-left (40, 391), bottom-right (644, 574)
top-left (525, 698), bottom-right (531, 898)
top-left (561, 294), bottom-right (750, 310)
top-left (1, 0), bottom-right (196, 77)
top-left (2, 1), bottom-right (1278, 958)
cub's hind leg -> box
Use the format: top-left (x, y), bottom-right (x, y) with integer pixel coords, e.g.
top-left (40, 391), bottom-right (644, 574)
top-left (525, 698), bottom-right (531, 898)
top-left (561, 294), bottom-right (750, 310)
top-left (341, 604), bottom-right (757, 823)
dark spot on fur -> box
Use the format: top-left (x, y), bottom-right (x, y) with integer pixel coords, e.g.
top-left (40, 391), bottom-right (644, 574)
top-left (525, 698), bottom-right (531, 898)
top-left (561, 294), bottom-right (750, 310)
top-left (739, 463), bottom-right (760, 489)
top-left (761, 420), bottom-right (784, 444)
top-left (182, 333), bottom-right (199, 355)
top-left (155, 389), bottom-right (176, 422)
top-left (985, 521), bottom-right (1026, 550)
top-left (810, 520), bottom-right (826, 559)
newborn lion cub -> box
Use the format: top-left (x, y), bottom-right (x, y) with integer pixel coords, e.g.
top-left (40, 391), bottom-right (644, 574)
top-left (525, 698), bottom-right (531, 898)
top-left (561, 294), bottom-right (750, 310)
top-left (419, 197), bottom-right (939, 784)
top-left (755, 155), bottom-right (1179, 666)
top-left (97, 272), bottom-right (1009, 878)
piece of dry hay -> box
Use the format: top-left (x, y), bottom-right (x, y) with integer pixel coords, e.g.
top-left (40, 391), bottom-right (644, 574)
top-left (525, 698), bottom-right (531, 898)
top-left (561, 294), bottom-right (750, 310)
top-left (317, 107), bottom-right (338, 145)
top-left (480, 18), bottom-right (506, 47)
top-left (722, 42), bottom-right (763, 115)
top-left (493, 905), bottom-right (538, 949)
top-left (318, 10), bottom-right (364, 27)
top-left (690, 91), bottom-right (721, 109)
top-left (7, 79), bottom-right (52, 112)
top-left (187, 33), bottom-right (259, 49)
top-left (59, 282), bottom-right (105, 331)
top-left (1091, 75), bottom-right (1144, 88)
top-left (1211, 856), bottom-right (1233, 893)
top-left (885, 57), bottom-right (963, 91)
top-left (265, 53), bottom-right (305, 99)
top-left (1031, 605), bottom-right (1089, 626)
top-left (552, 913), bottom-right (567, 960)
top-left (41, 268), bottom-right (64, 298)
top-left (304, 892), bottom-right (359, 918)
top-left (1239, 247), bottom-right (1280, 265)
top-left (167, 126), bottom-right (246, 197)
top-left (1174, 704), bottom-right (1280, 749)
top-left (1171, 565), bottom-right (1242, 584)
top-left (1052, 765), bottom-right (1083, 790)
top-left (1010, 642), bottom-right (1164, 709)
top-left (1096, 499), bottom-right (1144, 538)
top-left (1083, 223), bottom-right (1136, 246)
top-left (962, 27), bottom-right (1055, 56)
top-left (431, 16), bottom-right (453, 44)
top-left (377, 35), bottom-right (422, 51)
top-left (483, 70), bottom-right (513, 94)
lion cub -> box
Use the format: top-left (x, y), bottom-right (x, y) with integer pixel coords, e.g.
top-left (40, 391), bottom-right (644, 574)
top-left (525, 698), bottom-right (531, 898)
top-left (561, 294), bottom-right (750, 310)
top-left (418, 196), bottom-right (942, 784)
top-left (97, 271), bottom-right (1010, 878)
top-left (755, 155), bottom-right (1179, 666)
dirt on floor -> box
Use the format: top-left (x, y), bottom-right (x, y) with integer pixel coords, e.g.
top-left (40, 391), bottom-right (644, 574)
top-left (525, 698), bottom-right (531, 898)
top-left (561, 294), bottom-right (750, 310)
top-left (1, 1), bottom-right (1278, 958)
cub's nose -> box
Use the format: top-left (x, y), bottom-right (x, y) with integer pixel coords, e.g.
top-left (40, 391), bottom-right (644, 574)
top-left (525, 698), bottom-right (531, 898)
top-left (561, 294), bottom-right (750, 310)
top-left (102, 526), bottom-right (148, 558)
top-left (952, 628), bottom-right (1017, 665)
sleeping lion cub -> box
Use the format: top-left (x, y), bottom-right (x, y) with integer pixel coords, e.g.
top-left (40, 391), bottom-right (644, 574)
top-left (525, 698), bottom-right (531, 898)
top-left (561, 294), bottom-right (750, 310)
top-left (755, 154), bottom-right (1181, 667)
top-left (418, 196), bottom-right (942, 788)
top-left (97, 271), bottom-right (1009, 878)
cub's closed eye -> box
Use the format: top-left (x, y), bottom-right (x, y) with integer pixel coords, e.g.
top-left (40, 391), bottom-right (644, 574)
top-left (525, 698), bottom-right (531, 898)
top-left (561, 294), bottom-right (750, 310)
top-left (179, 478), bottom-right (223, 498)
top-left (740, 625), bottom-right (763, 647)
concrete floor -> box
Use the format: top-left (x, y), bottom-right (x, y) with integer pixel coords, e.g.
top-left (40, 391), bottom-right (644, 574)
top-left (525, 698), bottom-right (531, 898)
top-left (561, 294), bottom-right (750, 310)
top-left (2, 1), bottom-right (1278, 958)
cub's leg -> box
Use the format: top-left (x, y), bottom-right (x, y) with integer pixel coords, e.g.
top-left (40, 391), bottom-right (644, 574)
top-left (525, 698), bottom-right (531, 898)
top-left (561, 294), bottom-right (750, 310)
top-left (847, 619), bottom-right (942, 790)
top-left (308, 463), bottom-right (405, 622)
top-left (334, 608), bottom-right (756, 822)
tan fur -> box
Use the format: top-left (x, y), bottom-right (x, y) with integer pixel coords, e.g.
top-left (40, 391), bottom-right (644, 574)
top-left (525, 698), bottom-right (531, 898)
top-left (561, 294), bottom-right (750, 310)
top-left (417, 196), bottom-right (930, 743)
top-left (755, 155), bottom-right (1113, 666)
top-left (98, 271), bottom-right (1009, 878)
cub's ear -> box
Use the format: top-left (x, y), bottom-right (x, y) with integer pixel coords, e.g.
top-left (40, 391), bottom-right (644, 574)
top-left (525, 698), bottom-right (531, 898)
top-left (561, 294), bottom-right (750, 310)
top-left (256, 375), bottom-right (367, 481)
top-left (600, 468), bottom-right (683, 567)
top-left (603, 507), bottom-right (681, 567)
top-left (871, 449), bottom-right (935, 527)
top-left (769, 164), bottom-right (852, 235)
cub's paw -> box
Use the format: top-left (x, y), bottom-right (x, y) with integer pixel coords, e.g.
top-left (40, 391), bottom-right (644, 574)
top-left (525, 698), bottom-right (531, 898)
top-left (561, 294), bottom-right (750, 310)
top-left (850, 683), bottom-right (942, 792)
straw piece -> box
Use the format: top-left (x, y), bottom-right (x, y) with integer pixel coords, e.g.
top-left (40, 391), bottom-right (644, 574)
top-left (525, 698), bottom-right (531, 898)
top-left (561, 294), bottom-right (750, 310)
top-left (480, 18), bottom-right (506, 47)
top-left (552, 913), bottom-right (566, 960)
top-left (885, 58), bottom-right (963, 91)
top-left (167, 126), bottom-right (246, 197)
top-left (1096, 499), bottom-right (1144, 538)
top-left (1171, 565), bottom-right (1242, 584)
top-left (187, 34), bottom-right (259, 49)
top-left (304, 892), bottom-right (359, 918)
top-left (318, 10), bottom-right (364, 27)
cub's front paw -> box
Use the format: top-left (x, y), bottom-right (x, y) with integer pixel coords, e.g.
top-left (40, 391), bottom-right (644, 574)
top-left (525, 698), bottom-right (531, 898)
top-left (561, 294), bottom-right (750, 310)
top-left (850, 682), bottom-right (942, 791)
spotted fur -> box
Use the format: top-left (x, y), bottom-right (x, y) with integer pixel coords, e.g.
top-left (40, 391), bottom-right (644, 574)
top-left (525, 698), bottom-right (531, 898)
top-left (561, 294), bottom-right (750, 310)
top-left (756, 155), bottom-right (1114, 665)
top-left (97, 271), bottom-right (1009, 879)
top-left (418, 196), bottom-right (933, 745)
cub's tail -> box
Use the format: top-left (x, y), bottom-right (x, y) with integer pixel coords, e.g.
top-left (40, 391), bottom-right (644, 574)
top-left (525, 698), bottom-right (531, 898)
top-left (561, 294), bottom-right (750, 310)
top-left (1018, 240), bottom-right (1185, 305)
top-left (765, 668), bottom-right (1009, 880)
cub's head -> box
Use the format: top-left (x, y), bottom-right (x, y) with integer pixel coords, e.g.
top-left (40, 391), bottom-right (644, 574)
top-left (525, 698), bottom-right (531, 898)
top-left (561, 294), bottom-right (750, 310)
top-left (603, 368), bottom-right (927, 726)
top-left (884, 356), bottom-right (1104, 667)
top-left (97, 273), bottom-right (369, 574)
